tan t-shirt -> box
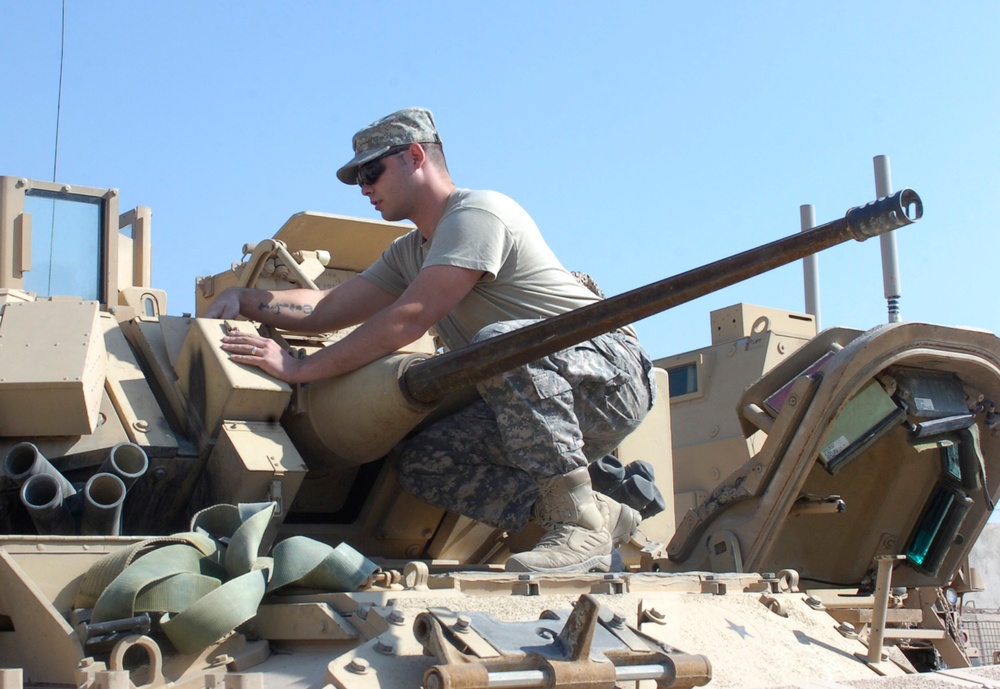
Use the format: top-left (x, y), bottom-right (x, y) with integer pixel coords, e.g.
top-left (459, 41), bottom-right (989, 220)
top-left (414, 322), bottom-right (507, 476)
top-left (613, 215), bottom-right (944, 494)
top-left (361, 188), bottom-right (610, 351)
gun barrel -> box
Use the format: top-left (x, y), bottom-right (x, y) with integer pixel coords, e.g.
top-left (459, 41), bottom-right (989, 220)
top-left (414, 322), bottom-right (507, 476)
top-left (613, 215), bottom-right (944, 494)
top-left (402, 189), bottom-right (922, 405)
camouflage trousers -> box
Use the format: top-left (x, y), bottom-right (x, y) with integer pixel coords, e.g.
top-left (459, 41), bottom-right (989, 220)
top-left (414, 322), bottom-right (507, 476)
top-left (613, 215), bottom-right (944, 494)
top-left (397, 321), bottom-right (657, 532)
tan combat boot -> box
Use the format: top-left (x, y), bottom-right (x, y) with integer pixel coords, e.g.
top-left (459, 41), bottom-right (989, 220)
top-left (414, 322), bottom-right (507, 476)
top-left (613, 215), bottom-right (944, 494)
top-left (594, 492), bottom-right (642, 548)
top-left (504, 466), bottom-right (613, 573)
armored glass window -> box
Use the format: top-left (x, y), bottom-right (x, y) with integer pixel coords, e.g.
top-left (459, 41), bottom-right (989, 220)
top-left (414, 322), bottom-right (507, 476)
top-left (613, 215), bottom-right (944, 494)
top-left (668, 362), bottom-right (699, 398)
top-left (24, 190), bottom-right (103, 301)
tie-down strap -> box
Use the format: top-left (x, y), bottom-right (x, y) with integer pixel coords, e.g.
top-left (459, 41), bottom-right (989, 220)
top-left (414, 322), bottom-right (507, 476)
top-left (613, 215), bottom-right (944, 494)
top-left (76, 502), bottom-right (378, 653)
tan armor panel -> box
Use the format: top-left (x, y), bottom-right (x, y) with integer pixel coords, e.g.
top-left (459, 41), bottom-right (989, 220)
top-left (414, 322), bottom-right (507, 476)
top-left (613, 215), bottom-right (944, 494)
top-left (0, 300), bottom-right (106, 436)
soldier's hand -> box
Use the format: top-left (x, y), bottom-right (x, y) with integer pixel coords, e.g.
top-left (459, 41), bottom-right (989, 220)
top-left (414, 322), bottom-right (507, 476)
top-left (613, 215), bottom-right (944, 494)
top-left (205, 288), bottom-right (243, 319)
top-left (220, 331), bottom-right (304, 383)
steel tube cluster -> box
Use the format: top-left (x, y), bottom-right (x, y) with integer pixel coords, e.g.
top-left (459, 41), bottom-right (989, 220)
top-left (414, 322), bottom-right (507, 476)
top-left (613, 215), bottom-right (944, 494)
top-left (2, 441), bottom-right (149, 536)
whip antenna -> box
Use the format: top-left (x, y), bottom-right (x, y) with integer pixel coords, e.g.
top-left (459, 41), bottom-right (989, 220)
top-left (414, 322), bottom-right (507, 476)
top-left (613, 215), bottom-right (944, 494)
top-left (52, 0), bottom-right (66, 182)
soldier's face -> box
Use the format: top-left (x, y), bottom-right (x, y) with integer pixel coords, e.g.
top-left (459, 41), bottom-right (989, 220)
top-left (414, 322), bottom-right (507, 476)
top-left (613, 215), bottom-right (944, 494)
top-left (360, 149), bottom-right (412, 222)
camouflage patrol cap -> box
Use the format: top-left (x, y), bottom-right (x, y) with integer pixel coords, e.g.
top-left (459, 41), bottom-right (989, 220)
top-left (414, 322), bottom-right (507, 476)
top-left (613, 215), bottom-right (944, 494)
top-left (336, 107), bottom-right (442, 185)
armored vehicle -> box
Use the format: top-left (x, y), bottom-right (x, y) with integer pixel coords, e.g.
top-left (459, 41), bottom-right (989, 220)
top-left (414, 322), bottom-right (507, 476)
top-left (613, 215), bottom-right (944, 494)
top-left (0, 174), bottom-right (998, 688)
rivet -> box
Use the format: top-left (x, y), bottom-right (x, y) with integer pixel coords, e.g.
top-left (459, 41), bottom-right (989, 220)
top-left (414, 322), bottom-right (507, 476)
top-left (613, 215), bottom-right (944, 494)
top-left (645, 608), bottom-right (666, 622)
top-left (346, 658), bottom-right (369, 674)
top-left (388, 610), bottom-right (406, 626)
top-left (454, 615), bottom-right (472, 633)
top-left (837, 621), bottom-right (858, 639)
top-left (374, 639), bottom-right (395, 655)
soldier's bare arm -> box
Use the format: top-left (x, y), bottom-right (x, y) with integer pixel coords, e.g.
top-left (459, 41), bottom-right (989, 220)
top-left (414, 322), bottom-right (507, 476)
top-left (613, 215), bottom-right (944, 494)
top-left (206, 275), bottom-right (397, 332)
top-left (222, 265), bottom-right (484, 383)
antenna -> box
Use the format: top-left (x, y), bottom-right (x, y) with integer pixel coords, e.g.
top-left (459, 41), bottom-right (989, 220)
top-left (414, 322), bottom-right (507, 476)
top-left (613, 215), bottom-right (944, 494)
top-left (800, 204), bottom-right (820, 330)
top-left (52, 0), bottom-right (67, 182)
top-left (874, 155), bottom-right (902, 322)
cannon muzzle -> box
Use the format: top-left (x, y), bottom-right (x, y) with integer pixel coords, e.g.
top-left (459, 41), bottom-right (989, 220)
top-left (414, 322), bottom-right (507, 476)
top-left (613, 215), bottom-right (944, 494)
top-left (402, 189), bottom-right (922, 405)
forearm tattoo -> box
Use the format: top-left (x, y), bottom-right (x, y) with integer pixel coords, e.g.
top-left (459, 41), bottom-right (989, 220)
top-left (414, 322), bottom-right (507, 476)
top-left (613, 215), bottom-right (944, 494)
top-left (257, 302), bottom-right (314, 315)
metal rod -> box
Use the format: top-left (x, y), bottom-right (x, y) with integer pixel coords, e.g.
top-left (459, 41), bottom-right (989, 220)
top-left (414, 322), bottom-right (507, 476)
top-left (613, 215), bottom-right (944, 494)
top-left (403, 190), bottom-right (923, 405)
top-left (799, 204), bottom-right (820, 328)
top-left (484, 663), bottom-right (674, 688)
top-left (875, 155), bottom-right (902, 323)
top-left (866, 554), bottom-right (904, 663)
top-left (485, 669), bottom-right (546, 688)
top-left (0, 668), bottom-right (23, 689)
top-left (84, 613), bottom-right (152, 638)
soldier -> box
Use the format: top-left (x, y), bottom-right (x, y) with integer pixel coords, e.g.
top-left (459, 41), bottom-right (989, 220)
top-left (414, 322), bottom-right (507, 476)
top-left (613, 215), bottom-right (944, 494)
top-left (206, 107), bottom-right (657, 572)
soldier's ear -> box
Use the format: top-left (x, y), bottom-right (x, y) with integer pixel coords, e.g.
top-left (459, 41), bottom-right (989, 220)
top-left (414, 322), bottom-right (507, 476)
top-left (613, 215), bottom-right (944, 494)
top-left (408, 143), bottom-right (428, 169)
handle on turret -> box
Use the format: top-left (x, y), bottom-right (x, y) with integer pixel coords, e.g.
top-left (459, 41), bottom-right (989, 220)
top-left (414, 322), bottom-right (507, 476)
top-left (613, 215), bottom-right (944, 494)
top-left (401, 190), bottom-right (922, 405)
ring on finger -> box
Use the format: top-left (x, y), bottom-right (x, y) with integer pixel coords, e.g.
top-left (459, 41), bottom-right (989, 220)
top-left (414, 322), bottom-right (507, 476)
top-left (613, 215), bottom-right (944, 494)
top-left (251, 346), bottom-right (258, 356)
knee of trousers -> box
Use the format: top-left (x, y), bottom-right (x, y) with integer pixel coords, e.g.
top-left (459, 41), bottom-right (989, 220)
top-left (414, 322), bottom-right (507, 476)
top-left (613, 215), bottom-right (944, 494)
top-left (395, 445), bottom-right (420, 490)
top-left (470, 319), bottom-right (542, 344)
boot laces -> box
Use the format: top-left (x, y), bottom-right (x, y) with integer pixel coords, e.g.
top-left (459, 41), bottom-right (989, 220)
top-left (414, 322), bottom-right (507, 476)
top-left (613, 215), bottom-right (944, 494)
top-left (532, 522), bottom-right (581, 550)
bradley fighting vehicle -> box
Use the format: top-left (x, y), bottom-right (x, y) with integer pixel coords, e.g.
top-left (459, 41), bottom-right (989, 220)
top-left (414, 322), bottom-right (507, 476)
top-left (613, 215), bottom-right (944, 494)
top-left (1, 172), bottom-right (999, 689)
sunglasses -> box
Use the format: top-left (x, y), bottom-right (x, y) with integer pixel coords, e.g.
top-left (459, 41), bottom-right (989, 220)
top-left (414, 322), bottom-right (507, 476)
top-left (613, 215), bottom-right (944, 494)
top-left (356, 146), bottom-right (409, 187)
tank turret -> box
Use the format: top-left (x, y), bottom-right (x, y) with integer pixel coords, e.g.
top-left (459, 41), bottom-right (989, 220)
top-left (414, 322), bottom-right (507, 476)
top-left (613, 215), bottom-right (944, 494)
top-left (4, 174), bottom-right (1000, 687)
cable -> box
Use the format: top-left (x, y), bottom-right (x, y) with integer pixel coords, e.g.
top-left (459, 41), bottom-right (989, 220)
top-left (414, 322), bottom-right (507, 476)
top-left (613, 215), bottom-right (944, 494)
top-left (52, 0), bottom-right (66, 183)
top-left (48, 0), bottom-right (67, 296)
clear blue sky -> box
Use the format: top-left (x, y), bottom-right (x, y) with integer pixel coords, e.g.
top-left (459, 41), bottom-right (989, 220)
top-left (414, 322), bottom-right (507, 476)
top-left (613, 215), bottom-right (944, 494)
top-left (3, 1), bottom-right (999, 358)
